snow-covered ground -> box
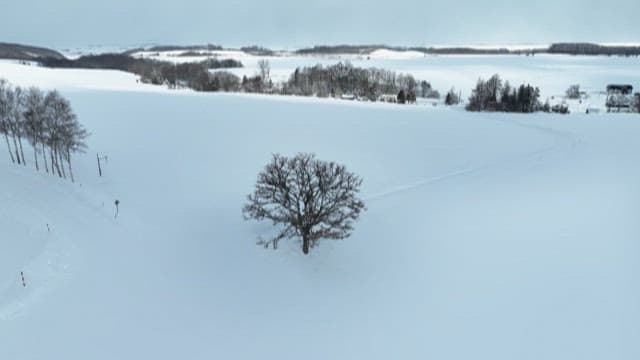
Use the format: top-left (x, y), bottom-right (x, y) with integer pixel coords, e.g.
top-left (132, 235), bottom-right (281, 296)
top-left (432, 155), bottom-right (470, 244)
top-left (1, 58), bottom-right (640, 359)
top-left (0, 60), bottom-right (175, 93)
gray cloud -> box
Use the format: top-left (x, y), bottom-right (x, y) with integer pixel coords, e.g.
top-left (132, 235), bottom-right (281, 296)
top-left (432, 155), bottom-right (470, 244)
top-left (1, 0), bottom-right (638, 48)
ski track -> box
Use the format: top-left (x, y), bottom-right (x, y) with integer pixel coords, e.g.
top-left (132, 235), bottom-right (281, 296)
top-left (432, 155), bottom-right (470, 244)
top-left (366, 114), bottom-right (580, 202)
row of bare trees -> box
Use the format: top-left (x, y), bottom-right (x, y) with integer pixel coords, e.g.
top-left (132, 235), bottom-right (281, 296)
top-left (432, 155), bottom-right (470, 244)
top-left (282, 62), bottom-right (419, 101)
top-left (0, 79), bottom-right (88, 181)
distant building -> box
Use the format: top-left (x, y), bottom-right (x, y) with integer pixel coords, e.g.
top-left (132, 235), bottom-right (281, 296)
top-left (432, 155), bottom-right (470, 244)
top-left (606, 84), bottom-right (634, 112)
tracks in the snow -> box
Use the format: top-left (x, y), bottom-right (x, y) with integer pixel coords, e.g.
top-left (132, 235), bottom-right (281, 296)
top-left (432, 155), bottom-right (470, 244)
top-left (365, 115), bottom-right (581, 202)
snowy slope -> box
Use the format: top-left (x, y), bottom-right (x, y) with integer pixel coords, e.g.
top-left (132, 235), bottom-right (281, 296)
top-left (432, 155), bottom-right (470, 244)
top-left (1, 61), bottom-right (640, 359)
top-left (0, 60), bottom-right (176, 93)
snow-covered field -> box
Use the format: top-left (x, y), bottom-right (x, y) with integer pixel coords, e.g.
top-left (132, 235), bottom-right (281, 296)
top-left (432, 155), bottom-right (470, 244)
top-left (132, 48), bottom-right (640, 109)
top-left (1, 59), bottom-right (640, 359)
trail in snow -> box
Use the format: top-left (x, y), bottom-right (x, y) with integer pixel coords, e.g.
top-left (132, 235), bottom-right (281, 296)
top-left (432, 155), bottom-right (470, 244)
top-left (367, 113), bottom-right (581, 201)
top-left (366, 145), bottom-right (557, 201)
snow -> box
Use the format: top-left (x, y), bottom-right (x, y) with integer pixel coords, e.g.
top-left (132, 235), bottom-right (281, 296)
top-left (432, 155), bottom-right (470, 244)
top-left (367, 49), bottom-right (426, 60)
top-left (59, 45), bottom-right (139, 60)
top-left (0, 60), bottom-right (176, 93)
top-left (597, 42), bottom-right (640, 47)
top-left (133, 49), bottom-right (254, 63)
top-left (1, 57), bottom-right (640, 359)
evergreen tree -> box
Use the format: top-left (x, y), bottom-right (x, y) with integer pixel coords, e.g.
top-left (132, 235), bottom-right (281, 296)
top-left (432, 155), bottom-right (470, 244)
top-left (397, 89), bottom-right (406, 104)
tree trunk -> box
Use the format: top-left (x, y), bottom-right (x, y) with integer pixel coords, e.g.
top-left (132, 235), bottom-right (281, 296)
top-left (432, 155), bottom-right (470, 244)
top-left (58, 149), bottom-right (66, 178)
top-left (33, 144), bottom-right (39, 171)
top-left (4, 133), bottom-right (15, 163)
top-left (42, 143), bottom-right (49, 173)
top-left (17, 136), bottom-right (26, 166)
top-left (66, 150), bottom-right (74, 183)
top-left (12, 135), bottom-right (21, 165)
top-left (49, 148), bottom-right (56, 176)
top-left (52, 148), bottom-right (62, 177)
top-left (302, 234), bottom-right (310, 255)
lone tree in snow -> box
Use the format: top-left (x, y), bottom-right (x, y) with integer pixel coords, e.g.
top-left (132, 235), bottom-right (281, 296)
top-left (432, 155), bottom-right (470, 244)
top-left (243, 153), bottom-right (366, 255)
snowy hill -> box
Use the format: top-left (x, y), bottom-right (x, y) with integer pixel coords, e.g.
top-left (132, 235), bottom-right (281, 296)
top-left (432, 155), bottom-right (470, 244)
top-left (1, 60), bottom-right (640, 359)
top-left (0, 42), bottom-right (65, 61)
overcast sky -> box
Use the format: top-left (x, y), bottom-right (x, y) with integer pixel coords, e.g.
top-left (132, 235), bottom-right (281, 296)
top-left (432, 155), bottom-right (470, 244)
top-left (1, 0), bottom-right (639, 49)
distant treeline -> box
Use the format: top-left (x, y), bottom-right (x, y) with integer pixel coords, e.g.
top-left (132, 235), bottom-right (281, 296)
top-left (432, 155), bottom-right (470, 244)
top-left (122, 44), bottom-right (224, 55)
top-left (295, 45), bottom-right (514, 55)
top-left (40, 54), bottom-right (243, 91)
top-left (4, 41), bottom-right (640, 64)
top-left (420, 47), bottom-right (514, 55)
top-left (117, 42), bottom-right (640, 57)
top-left (41, 54), bottom-right (241, 71)
top-left (295, 43), bottom-right (640, 56)
top-left (549, 43), bottom-right (640, 56)
top-left (240, 46), bottom-right (277, 56)
top-left (296, 45), bottom-right (392, 55)
top-left (147, 44), bottom-right (224, 52)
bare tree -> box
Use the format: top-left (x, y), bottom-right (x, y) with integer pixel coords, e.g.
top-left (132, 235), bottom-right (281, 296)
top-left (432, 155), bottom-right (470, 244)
top-left (0, 79), bottom-right (16, 163)
top-left (420, 80), bottom-right (431, 98)
top-left (257, 59), bottom-right (271, 89)
top-left (566, 84), bottom-right (581, 99)
top-left (6, 85), bottom-right (28, 166)
top-left (59, 105), bottom-right (88, 183)
top-left (243, 153), bottom-right (366, 255)
top-left (44, 91), bottom-right (65, 177)
top-left (23, 87), bottom-right (46, 171)
top-left (13, 87), bottom-right (27, 166)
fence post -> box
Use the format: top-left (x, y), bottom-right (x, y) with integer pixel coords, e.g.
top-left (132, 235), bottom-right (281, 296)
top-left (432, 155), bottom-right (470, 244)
top-left (97, 153), bottom-right (102, 177)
